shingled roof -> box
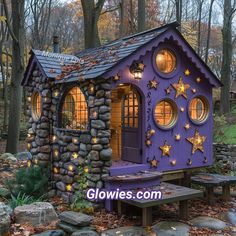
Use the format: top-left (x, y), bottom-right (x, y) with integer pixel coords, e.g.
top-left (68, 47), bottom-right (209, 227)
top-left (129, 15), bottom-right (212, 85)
top-left (22, 21), bottom-right (222, 87)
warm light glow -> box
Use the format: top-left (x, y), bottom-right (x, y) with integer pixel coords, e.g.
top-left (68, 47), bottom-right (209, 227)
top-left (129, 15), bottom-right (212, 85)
top-left (146, 139), bottom-right (152, 146)
top-left (27, 143), bottom-right (31, 150)
top-left (27, 133), bottom-right (31, 138)
top-left (31, 92), bottom-right (42, 120)
top-left (54, 167), bottom-right (58, 173)
top-left (68, 165), bottom-right (74, 171)
top-left (180, 84), bottom-right (185, 93)
top-left (27, 161), bottom-right (31, 167)
top-left (72, 152), bottom-right (78, 159)
top-left (34, 159), bottom-right (38, 165)
top-left (170, 160), bottom-right (176, 166)
top-left (92, 137), bottom-right (97, 144)
top-left (61, 86), bottom-right (88, 130)
top-left (84, 166), bottom-right (89, 173)
top-left (175, 134), bottom-right (181, 140)
top-left (44, 97), bottom-right (47, 102)
top-left (72, 138), bottom-right (78, 144)
top-left (54, 149), bottom-right (59, 157)
top-left (92, 111), bottom-right (98, 118)
top-left (27, 96), bottom-right (31, 102)
top-left (133, 71), bottom-right (142, 80)
top-left (154, 99), bottom-right (177, 128)
top-left (156, 49), bottom-right (176, 74)
top-left (54, 90), bottom-right (59, 97)
top-left (66, 184), bottom-right (72, 191)
top-left (180, 107), bottom-right (185, 112)
top-left (196, 77), bottom-right (201, 83)
top-left (52, 135), bottom-right (57, 142)
top-left (88, 84), bottom-right (95, 94)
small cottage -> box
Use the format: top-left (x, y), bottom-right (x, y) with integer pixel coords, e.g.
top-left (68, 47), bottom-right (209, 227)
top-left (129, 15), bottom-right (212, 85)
top-left (22, 22), bottom-right (222, 204)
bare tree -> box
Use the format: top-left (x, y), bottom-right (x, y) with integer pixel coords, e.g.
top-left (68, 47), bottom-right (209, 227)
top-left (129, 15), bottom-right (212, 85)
top-left (138, 0), bottom-right (145, 32)
top-left (2, 0), bottom-right (25, 153)
top-left (220, 0), bottom-right (236, 114)
top-left (81, 0), bottom-right (105, 49)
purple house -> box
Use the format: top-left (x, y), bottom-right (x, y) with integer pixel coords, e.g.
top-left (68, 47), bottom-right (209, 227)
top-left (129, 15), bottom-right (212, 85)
top-left (22, 22), bottom-right (222, 204)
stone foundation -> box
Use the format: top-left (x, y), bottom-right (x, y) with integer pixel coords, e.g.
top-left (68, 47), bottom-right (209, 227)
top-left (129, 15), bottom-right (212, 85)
top-left (214, 143), bottom-right (236, 171)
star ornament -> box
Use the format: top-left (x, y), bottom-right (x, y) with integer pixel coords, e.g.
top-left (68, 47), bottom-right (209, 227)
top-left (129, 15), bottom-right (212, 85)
top-left (172, 77), bottom-right (190, 99)
top-left (148, 79), bottom-right (159, 89)
top-left (184, 69), bottom-right (190, 76)
top-left (186, 129), bottom-right (206, 154)
top-left (160, 141), bottom-right (172, 156)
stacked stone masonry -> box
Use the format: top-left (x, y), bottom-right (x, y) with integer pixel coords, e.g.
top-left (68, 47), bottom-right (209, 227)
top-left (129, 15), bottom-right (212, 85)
top-left (214, 143), bottom-right (236, 171)
top-left (26, 68), bottom-right (112, 203)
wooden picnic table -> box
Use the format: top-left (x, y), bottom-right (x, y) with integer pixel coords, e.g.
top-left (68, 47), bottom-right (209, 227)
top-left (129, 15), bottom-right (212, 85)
top-left (117, 182), bottom-right (203, 226)
top-left (191, 173), bottom-right (236, 205)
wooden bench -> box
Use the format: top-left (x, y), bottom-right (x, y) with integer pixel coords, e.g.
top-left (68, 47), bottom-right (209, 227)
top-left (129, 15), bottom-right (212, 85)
top-left (191, 173), bottom-right (236, 205)
top-left (117, 182), bottom-right (203, 226)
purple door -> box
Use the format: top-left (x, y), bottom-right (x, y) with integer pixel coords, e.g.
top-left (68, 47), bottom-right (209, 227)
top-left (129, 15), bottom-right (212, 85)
top-left (122, 88), bottom-right (142, 163)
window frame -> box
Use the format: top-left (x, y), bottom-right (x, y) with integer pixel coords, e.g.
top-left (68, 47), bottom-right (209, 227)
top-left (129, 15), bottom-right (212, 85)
top-left (153, 98), bottom-right (178, 130)
top-left (152, 45), bottom-right (179, 79)
top-left (31, 91), bottom-right (42, 122)
top-left (188, 95), bottom-right (210, 125)
top-left (58, 86), bottom-right (89, 131)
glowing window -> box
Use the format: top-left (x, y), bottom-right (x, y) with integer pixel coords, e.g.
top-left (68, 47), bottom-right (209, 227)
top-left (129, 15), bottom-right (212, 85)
top-left (31, 92), bottom-right (42, 121)
top-left (156, 49), bottom-right (176, 74)
top-left (154, 99), bottom-right (178, 129)
top-left (189, 96), bottom-right (209, 124)
top-left (61, 87), bottom-right (88, 130)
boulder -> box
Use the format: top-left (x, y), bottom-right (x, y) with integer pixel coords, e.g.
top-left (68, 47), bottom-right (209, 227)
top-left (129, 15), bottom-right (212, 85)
top-left (59, 211), bottom-right (92, 226)
top-left (72, 230), bottom-right (99, 236)
top-left (225, 209), bottom-right (236, 225)
top-left (100, 148), bottom-right (112, 161)
top-left (152, 221), bottom-right (190, 236)
top-left (190, 216), bottom-right (227, 230)
top-left (14, 202), bottom-right (58, 226)
top-left (101, 226), bottom-right (148, 236)
top-left (0, 202), bottom-right (11, 235)
top-left (0, 187), bottom-right (10, 198)
top-left (32, 230), bottom-right (65, 236)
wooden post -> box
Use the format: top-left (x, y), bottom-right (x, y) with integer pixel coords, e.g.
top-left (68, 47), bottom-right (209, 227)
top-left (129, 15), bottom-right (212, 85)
top-left (142, 207), bottom-right (152, 226)
top-left (117, 201), bottom-right (126, 215)
top-left (179, 200), bottom-right (188, 220)
top-left (206, 187), bottom-right (215, 205)
top-left (222, 185), bottom-right (230, 200)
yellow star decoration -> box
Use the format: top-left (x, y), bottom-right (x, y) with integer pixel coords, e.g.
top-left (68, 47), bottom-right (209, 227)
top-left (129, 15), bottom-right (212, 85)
top-left (186, 129), bottom-right (206, 154)
top-left (175, 134), bottom-right (181, 141)
top-left (138, 62), bottom-right (145, 70)
top-left (113, 74), bottom-right (120, 81)
top-left (160, 141), bottom-right (171, 156)
top-left (184, 123), bottom-right (191, 130)
top-left (180, 107), bottom-right (185, 112)
top-left (196, 77), bottom-right (201, 83)
top-left (185, 69), bottom-right (190, 76)
top-left (150, 159), bottom-right (158, 168)
top-left (148, 79), bottom-right (158, 89)
top-left (192, 88), bottom-right (197, 93)
top-left (172, 77), bottom-right (190, 99)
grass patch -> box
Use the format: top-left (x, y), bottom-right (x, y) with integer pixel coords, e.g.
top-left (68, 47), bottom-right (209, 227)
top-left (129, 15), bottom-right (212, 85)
top-left (214, 123), bottom-right (236, 144)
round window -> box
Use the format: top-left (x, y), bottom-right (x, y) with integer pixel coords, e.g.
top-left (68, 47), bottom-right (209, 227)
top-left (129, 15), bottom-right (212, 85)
top-left (156, 49), bottom-right (176, 74)
top-left (189, 96), bottom-right (209, 124)
top-left (31, 92), bottom-right (42, 121)
top-left (154, 99), bottom-right (178, 129)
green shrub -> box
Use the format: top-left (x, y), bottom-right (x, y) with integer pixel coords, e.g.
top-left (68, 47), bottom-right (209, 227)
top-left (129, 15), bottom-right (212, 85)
top-left (6, 165), bottom-right (49, 199)
top-left (9, 193), bottom-right (35, 209)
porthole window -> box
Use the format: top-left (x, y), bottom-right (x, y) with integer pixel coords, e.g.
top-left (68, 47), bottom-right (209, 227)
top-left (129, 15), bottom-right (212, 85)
top-left (156, 49), bottom-right (176, 74)
top-left (31, 92), bottom-right (42, 121)
top-left (60, 87), bottom-right (88, 130)
top-left (189, 96), bottom-right (209, 124)
top-left (154, 99), bottom-right (178, 129)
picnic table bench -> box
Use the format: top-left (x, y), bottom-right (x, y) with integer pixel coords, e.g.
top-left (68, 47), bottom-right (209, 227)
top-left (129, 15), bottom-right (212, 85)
top-left (191, 173), bottom-right (236, 205)
top-left (117, 182), bottom-right (203, 226)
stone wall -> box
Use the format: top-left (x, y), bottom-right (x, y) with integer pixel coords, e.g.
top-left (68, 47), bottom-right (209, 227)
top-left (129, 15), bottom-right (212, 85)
top-left (214, 143), bottom-right (236, 171)
top-left (26, 73), bottom-right (112, 203)
top-left (26, 68), bottom-right (53, 167)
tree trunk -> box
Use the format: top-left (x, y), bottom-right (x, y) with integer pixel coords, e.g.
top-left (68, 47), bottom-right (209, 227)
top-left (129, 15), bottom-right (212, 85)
top-left (220, 0), bottom-right (233, 114)
top-left (197, 0), bottom-right (203, 56)
top-left (81, 0), bottom-right (105, 49)
top-left (205, 0), bottom-right (214, 64)
top-left (138, 0), bottom-right (145, 32)
top-left (119, 0), bottom-right (129, 37)
top-left (6, 0), bottom-right (25, 153)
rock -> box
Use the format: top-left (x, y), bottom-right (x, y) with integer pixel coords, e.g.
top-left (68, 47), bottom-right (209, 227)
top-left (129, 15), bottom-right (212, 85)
top-left (32, 230), bottom-right (65, 236)
top-left (0, 153), bottom-right (15, 160)
top-left (100, 148), bottom-right (112, 161)
top-left (152, 221), bottom-right (190, 236)
top-left (67, 143), bottom-right (79, 152)
top-left (190, 216), bottom-right (227, 230)
top-left (79, 134), bottom-right (91, 144)
top-left (72, 230), bottom-right (99, 236)
top-left (0, 187), bottom-right (10, 198)
top-left (16, 152), bottom-right (32, 161)
top-left (91, 120), bottom-right (106, 129)
top-left (56, 182), bottom-right (66, 192)
top-left (225, 209), bottom-right (236, 225)
top-left (0, 202), bottom-right (11, 235)
top-left (59, 211), bottom-right (92, 226)
top-left (101, 226), bottom-right (148, 236)
top-left (14, 202), bottom-right (58, 226)
top-left (58, 222), bottom-right (93, 234)
top-left (89, 150), bottom-right (99, 161)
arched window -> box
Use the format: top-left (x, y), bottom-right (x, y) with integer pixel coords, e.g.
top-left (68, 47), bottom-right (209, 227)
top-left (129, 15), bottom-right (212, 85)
top-left (154, 99), bottom-right (178, 129)
top-left (31, 91), bottom-right (42, 121)
top-left (60, 87), bottom-right (88, 130)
